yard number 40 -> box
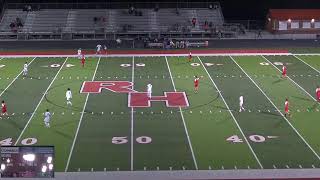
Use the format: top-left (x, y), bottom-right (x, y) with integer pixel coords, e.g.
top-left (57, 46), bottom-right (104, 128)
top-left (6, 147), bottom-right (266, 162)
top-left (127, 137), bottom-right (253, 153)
top-left (227, 135), bottom-right (266, 143)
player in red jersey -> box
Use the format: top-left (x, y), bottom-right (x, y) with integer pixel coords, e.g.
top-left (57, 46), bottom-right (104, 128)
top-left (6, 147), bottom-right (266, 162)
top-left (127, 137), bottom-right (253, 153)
top-left (188, 52), bottom-right (192, 62)
top-left (1, 100), bottom-right (8, 118)
top-left (194, 76), bottom-right (200, 93)
top-left (316, 86), bottom-right (320, 102)
top-left (284, 98), bottom-right (290, 117)
top-left (282, 65), bottom-right (287, 78)
top-left (81, 54), bottom-right (85, 68)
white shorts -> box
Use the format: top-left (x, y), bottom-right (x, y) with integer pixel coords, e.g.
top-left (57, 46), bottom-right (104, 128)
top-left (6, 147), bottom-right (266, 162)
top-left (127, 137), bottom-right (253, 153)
top-left (23, 69), bottom-right (28, 72)
top-left (240, 102), bottom-right (243, 107)
top-left (44, 118), bottom-right (50, 123)
top-left (66, 97), bottom-right (71, 101)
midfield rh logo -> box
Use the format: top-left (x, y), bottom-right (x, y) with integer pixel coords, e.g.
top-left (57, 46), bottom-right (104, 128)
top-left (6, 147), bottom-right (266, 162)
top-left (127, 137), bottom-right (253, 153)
top-left (80, 81), bottom-right (189, 108)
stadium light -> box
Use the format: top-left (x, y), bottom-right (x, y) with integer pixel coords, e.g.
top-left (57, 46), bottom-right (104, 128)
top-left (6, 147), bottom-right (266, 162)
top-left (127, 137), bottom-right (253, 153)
top-left (48, 164), bottom-right (53, 170)
top-left (41, 165), bottom-right (47, 173)
top-left (288, 19), bottom-right (291, 23)
top-left (311, 19), bottom-right (315, 23)
top-left (23, 154), bottom-right (36, 162)
top-left (47, 156), bottom-right (52, 164)
top-left (0, 164), bottom-right (5, 171)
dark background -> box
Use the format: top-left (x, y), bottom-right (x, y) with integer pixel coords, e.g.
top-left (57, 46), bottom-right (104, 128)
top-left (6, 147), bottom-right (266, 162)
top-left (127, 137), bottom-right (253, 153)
top-left (1, 0), bottom-right (320, 21)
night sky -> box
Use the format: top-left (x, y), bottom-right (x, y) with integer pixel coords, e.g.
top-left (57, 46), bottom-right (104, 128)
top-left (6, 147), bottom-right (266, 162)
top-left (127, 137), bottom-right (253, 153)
top-left (4, 0), bottom-right (320, 20)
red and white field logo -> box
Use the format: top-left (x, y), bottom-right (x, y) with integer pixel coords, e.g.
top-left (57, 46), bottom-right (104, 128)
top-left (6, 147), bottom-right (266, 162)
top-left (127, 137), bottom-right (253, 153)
top-left (80, 81), bottom-right (189, 108)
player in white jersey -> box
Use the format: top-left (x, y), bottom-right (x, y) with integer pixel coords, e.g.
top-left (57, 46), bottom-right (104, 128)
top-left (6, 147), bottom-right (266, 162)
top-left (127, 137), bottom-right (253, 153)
top-left (147, 83), bottom-right (152, 98)
top-left (77, 48), bottom-right (82, 59)
top-left (66, 88), bottom-right (72, 106)
top-left (44, 109), bottom-right (51, 128)
top-left (239, 95), bottom-right (245, 112)
top-left (96, 44), bottom-right (102, 54)
top-left (23, 62), bottom-right (28, 76)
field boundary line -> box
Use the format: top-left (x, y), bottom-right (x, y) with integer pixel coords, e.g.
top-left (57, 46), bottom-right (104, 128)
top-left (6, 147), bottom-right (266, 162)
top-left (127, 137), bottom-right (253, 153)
top-left (131, 56), bottom-right (134, 171)
top-left (197, 56), bottom-right (263, 169)
top-left (15, 57), bottom-right (68, 145)
top-left (261, 55), bottom-right (317, 101)
top-left (65, 57), bottom-right (101, 172)
top-left (0, 53), bottom-right (292, 58)
top-left (165, 56), bottom-right (198, 170)
top-left (230, 55), bottom-right (320, 161)
top-left (293, 55), bottom-right (320, 74)
top-left (0, 57), bottom-right (36, 97)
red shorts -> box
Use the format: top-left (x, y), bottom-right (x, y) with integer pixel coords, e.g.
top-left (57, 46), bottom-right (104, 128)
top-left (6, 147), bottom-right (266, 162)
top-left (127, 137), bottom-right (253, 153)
top-left (317, 96), bottom-right (320, 101)
top-left (285, 107), bottom-right (289, 113)
top-left (2, 108), bottom-right (7, 113)
top-left (81, 60), bottom-right (85, 64)
top-left (282, 71), bottom-right (286, 75)
top-left (194, 84), bottom-right (198, 88)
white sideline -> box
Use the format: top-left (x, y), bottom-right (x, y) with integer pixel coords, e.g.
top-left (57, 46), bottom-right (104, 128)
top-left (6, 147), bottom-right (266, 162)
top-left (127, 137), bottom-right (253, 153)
top-left (197, 56), bottom-right (263, 169)
top-left (15, 57), bottom-right (68, 145)
top-left (261, 55), bottom-right (318, 102)
top-left (0, 57), bottom-right (36, 97)
top-left (165, 56), bottom-right (198, 170)
top-left (130, 56), bottom-right (134, 171)
top-left (0, 53), bottom-right (292, 58)
top-left (230, 55), bottom-right (320, 161)
top-left (65, 57), bottom-right (101, 172)
top-left (293, 55), bottom-right (320, 74)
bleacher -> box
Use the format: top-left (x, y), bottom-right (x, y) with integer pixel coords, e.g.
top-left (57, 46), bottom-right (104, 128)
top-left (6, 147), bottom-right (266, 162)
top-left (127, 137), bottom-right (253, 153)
top-left (0, 2), bottom-right (233, 39)
top-left (0, 9), bottom-right (27, 32)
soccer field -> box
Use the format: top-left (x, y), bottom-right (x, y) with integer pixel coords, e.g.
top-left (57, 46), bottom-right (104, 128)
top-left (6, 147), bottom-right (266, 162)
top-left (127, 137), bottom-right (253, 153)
top-left (0, 54), bottom-right (320, 172)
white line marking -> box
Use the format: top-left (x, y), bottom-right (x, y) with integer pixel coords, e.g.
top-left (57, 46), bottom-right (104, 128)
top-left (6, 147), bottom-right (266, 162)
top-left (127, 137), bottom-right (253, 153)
top-left (198, 56), bottom-right (263, 169)
top-left (15, 57), bottom-right (67, 145)
top-left (65, 57), bottom-right (101, 172)
top-left (231, 55), bottom-right (320, 161)
top-left (293, 55), bottom-right (320, 74)
top-left (165, 56), bottom-right (198, 170)
top-left (131, 56), bottom-right (135, 171)
top-left (262, 55), bottom-right (318, 102)
top-left (0, 57), bottom-right (36, 97)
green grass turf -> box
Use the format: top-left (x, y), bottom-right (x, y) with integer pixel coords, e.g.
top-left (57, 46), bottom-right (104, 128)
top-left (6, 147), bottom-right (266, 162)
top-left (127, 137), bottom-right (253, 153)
top-left (296, 55), bottom-right (320, 72)
top-left (167, 56), bottom-right (259, 169)
top-left (0, 57), bottom-right (65, 144)
top-left (265, 55), bottom-right (319, 98)
top-left (133, 57), bottom-right (194, 170)
top-left (233, 55), bottom-right (320, 168)
top-left (0, 58), bottom-right (33, 93)
top-left (17, 57), bottom-right (99, 171)
top-left (67, 57), bottom-right (132, 171)
top-left (199, 56), bottom-right (319, 168)
top-left (1, 54), bottom-right (320, 172)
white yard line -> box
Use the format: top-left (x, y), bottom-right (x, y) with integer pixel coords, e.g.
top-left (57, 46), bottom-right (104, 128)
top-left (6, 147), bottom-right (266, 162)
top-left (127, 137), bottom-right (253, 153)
top-left (165, 56), bottom-right (198, 170)
top-left (14, 57), bottom-right (68, 145)
top-left (261, 55), bottom-right (317, 101)
top-left (131, 56), bottom-right (135, 171)
top-left (0, 57), bottom-right (36, 97)
top-left (65, 57), bottom-right (101, 172)
top-left (230, 55), bottom-right (320, 161)
top-left (197, 56), bottom-right (263, 169)
top-left (293, 55), bottom-right (320, 74)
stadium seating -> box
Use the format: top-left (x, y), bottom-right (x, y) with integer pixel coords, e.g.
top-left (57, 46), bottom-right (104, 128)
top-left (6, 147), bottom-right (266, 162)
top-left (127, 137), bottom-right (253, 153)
top-left (0, 7), bottom-right (224, 34)
top-left (0, 9), bottom-right (27, 32)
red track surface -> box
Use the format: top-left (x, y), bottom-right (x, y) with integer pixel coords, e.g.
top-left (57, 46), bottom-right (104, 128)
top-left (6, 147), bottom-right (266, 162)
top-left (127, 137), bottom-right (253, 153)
top-left (0, 49), bottom-right (289, 55)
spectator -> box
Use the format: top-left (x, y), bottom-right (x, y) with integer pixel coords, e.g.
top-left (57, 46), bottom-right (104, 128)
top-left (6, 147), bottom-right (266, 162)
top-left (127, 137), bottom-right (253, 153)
top-left (175, 40), bottom-right (179, 48)
top-left (192, 18), bottom-right (196, 28)
top-left (209, 4), bottom-right (213, 10)
top-left (204, 21), bottom-right (209, 31)
top-left (154, 3), bottom-right (159, 12)
top-left (129, 5), bottom-right (135, 14)
top-left (27, 5), bottom-right (32, 12)
top-left (23, 5), bottom-right (28, 11)
top-left (93, 17), bottom-right (98, 24)
top-left (116, 38), bottom-right (122, 48)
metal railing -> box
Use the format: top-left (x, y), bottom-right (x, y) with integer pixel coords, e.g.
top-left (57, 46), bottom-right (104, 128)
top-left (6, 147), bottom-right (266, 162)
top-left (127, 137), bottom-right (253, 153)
top-left (6, 1), bottom-right (220, 10)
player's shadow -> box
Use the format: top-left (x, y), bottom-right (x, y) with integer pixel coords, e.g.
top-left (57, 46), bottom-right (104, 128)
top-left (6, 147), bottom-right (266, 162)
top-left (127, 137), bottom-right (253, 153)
top-left (272, 79), bottom-right (282, 85)
top-left (45, 82), bottom-right (84, 112)
top-left (292, 96), bottom-right (313, 102)
top-left (50, 128), bottom-right (73, 139)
